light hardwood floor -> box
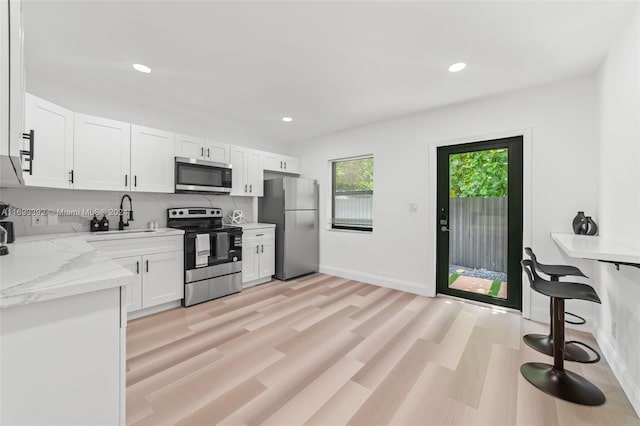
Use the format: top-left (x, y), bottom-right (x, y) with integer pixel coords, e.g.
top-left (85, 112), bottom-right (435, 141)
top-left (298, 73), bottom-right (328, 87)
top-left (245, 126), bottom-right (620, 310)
top-left (127, 273), bottom-right (639, 425)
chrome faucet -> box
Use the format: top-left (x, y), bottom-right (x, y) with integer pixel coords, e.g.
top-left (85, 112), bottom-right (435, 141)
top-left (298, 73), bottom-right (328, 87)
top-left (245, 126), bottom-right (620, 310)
top-left (118, 194), bottom-right (134, 230)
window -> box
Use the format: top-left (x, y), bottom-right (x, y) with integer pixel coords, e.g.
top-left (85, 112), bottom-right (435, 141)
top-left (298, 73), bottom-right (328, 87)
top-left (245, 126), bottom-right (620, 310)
top-left (331, 156), bottom-right (373, 231)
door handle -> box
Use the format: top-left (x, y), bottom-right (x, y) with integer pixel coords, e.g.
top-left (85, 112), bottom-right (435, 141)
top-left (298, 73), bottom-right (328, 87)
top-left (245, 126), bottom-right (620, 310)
top-left (280, 161), bottom-right (283, 169)
top-left (249, 184), bottom-right (252, 192)
top-left (136, 261), bottom-right (139, 274)
top-left (134, 175), bottom-right (137, 187)
top-left (125, 174), bottom-right (128, 187)
top-left (261, 244), bottom-right (264, 253)
top-left (440, 226), bottom-right (452, 232)
top-left (256, 245), bottom-right (259, 254)
top-left (201, 147), bottom-right (204, 157)
top-left (284, 161), bottom-right (286, 170)
top-left (146, 259), bottom-right (149, 272)
top-left (69, 170), bottom-right (74, 184)
top-left (207, 148), bottom-right (210, 158)
top-left (244, 184), bottom-right (247, 192)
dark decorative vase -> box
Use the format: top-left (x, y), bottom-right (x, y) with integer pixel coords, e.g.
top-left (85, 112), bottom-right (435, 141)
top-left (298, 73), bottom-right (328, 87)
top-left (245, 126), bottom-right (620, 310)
top-left (586, 216), bottom-right (598, 236)
top-left (572, 211), bottom-right (588, 235)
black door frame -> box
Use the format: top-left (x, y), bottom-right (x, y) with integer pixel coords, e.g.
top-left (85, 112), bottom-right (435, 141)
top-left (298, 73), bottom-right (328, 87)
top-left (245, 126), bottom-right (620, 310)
top-left (436, 136), bottom-right (523, 310)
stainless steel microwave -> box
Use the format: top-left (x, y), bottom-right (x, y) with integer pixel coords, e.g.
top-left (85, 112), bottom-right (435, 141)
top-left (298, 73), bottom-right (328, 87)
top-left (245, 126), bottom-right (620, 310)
top-left (174, 157), bottom-right (232, 194)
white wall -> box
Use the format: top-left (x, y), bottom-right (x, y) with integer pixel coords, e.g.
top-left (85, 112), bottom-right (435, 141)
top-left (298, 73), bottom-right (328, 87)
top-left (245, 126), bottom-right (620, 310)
top-left (0, 187), bottom-right (254, 236)
top-left (290, 75), bottom-right (600, 329)
top-left (595, 7), bottom-right (640, 415)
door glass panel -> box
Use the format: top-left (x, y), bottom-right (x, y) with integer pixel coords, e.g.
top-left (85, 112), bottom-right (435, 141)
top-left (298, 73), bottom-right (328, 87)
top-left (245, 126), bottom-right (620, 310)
top-left (447, 148), bottom-right (509, 299)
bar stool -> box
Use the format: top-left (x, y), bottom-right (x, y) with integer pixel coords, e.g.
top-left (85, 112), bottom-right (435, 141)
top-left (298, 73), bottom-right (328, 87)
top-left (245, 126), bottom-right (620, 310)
top-left (524, 247), bottom-right (598, 363)
top-left (520, 259), bottom-right (605, 406)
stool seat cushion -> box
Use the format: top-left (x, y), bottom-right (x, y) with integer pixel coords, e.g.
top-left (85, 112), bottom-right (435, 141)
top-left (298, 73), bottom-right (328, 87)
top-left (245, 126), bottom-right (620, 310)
top-left (524, 247), bottom-right (587, 278)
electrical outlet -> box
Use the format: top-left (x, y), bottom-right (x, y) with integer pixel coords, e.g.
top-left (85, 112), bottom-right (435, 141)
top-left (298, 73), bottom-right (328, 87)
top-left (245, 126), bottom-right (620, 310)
top-left (32, 215), bottom-right (45, 227)
top-left (611, 321), bottom-right (617, 339)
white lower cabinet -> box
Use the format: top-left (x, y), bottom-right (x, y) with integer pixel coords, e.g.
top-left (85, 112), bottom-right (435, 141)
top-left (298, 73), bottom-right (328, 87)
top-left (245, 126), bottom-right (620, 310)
top-left (90, 234), bottom-right (184, 315)
top-left (242, 226), bottom-right (275, 287)
top-left (116, 256), bottom-right (143, 312)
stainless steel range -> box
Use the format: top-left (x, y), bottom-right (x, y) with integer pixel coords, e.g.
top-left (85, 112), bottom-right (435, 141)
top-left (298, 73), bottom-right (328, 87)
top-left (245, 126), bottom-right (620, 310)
top-left (167, 208), bottom-right (243, 307)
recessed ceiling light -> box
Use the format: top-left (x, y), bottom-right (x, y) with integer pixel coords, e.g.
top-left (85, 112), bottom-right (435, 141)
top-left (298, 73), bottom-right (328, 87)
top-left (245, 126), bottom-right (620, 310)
top-left (132, 63), bottom-right (151, 74)
top-left (282, 117), bottom-right (293, 122)
top-left (448, 62), bottom-right (466, 73)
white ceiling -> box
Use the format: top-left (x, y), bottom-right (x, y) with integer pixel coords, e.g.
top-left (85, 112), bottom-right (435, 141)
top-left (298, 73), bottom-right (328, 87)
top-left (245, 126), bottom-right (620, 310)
top-left (23, 1), bottom-right (635, 144)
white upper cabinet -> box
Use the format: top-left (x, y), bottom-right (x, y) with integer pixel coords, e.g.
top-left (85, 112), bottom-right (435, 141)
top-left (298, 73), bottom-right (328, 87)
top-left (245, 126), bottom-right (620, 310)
top-left (175, 133), bottom-right (205, 160)
top-left (175, 134), bottom-right (230, 164)
top-left (23, 94), bottom-right (73, 189)
top-left (204, 140), bottom-right (230, 164)
top-left (131, 125), bottom-right (174, 193)
top-left (230, 146), bottom-right (263, 196)
top-left (73, 113), bottom-right (130, 191)
top-left (262, 151), bottom-right (300, 174)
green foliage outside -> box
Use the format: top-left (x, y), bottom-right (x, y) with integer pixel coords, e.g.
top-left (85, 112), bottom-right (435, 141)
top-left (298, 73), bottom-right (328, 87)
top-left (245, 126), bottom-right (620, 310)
top-left (334, 157), bottom-right (373, 192)
top-left (449, 149), bottom-right (508, 198)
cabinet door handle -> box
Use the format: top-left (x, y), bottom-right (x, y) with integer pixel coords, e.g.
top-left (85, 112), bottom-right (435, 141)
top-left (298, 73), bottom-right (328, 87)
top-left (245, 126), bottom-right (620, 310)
top-left (280, 161), bottom-right (283, 169)
top-left (284, 161), bottom-right (287, 170)
top-left (21, 130), bottom-right (35, 175)
top-left (249, 184), bottom-right (252, 192)
top-left (134, 175), bottom-right (137, 187)
top-left (125, 174), bottom-right (128, 187)
top-left (256, 245), bottom-right (259, 254)
top-left (69, 170), bottom-right (74, 184)
top-left (146, 260), bottom-right (149, 272)
top-left (244, 184), bottom-right (247, 192)
top-left (136, 261), bottom-right (139, 274)
top-left (207, 148), bottom-right (210, 158)
top-left (201, 147), bottom-right (204, 157)
top-left (261, 244), bottom-right (264, 253)
top-left (256, 233), bottom-right (264, 236)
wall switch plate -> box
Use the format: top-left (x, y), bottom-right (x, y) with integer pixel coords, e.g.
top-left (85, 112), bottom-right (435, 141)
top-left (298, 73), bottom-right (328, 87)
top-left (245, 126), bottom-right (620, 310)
top-left (32, 215), bottom-right (45, 227)
top-left (409, 203), bottom-right (418, 212)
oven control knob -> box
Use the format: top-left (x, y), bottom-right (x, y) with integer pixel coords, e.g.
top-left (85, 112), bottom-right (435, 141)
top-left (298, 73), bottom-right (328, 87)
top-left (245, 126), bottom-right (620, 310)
top-left (171, 211), bottom-right (177, 215)
top-left (210, 210), bottom-right (215, 215)
top-left (233, 257), bottom-right (238, 262)
top-left (179, 211), bottom-right (184, 215)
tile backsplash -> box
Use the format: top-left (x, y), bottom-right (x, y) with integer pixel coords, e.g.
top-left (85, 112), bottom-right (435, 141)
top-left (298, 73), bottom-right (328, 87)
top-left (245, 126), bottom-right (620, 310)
top-left (0, 187), bottom-right (255, 237)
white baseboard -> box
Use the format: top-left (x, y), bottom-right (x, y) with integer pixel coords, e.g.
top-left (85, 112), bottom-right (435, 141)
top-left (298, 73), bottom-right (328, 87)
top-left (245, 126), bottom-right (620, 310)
top-left (595, 327), bottom-right (640, 417)
top-left (128, 300), bottom-right (182, 320)
top-left (318, 265), bottom-right (433, 297)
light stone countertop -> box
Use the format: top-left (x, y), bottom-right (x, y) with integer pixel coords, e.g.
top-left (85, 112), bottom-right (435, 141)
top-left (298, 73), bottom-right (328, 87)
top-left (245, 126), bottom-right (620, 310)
top-left (551, 232), bottom-right (640, 265)
top-left (234, 222), bottom-right (277, 230)
top-left (0, 228), bottom-right (184, 310)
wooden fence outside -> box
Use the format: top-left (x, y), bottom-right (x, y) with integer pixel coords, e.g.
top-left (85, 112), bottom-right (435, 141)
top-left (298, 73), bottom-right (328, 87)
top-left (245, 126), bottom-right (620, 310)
top-left (449, 197), bottom-right (508, 273)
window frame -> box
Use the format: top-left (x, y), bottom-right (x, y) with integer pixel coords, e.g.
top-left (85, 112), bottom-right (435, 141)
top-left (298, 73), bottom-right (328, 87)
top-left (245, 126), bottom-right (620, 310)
top-left (330, 155), bottom-right (374, 232)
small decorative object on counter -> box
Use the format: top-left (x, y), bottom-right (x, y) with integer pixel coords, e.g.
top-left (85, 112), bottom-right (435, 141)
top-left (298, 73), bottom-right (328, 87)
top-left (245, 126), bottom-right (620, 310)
top-left (229, 210), bottom-right (246, 224)
top-left (90, 215), bottom-right (100, 232)
top-left (586, 216), bottom-right (598, 236)
top-left (572, 211), bottom-right (588, 235)
top-left (99, 215), bottom-right (110, 231)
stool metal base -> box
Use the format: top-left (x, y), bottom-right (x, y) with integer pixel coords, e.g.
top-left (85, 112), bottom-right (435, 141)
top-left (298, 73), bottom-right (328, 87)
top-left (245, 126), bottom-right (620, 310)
top-left (523, 333), bottom-right (591, 363)
top-left (520, 362), bottom-right (605, 406)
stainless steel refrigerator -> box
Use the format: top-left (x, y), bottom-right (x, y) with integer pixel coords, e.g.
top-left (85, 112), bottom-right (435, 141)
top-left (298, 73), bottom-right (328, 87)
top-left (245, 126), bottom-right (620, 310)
top-left (259, 177), bottom-right (319, 280)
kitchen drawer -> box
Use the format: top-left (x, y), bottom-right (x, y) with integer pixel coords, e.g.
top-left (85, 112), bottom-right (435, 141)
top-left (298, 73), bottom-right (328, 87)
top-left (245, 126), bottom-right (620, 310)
top-left (89, 235), bottom-right (183, 257)
top-left (243, 228), bottom-right (275, 242)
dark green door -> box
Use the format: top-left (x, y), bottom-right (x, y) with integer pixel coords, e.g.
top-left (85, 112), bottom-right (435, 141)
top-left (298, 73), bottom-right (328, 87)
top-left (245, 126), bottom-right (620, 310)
top-left (436, 136), bottom-right (523, 310)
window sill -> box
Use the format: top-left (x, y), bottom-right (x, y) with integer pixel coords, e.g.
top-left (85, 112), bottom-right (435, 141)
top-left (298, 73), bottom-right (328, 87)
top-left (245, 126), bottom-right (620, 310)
top-left (326, 227), bottom-right (373, 234)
